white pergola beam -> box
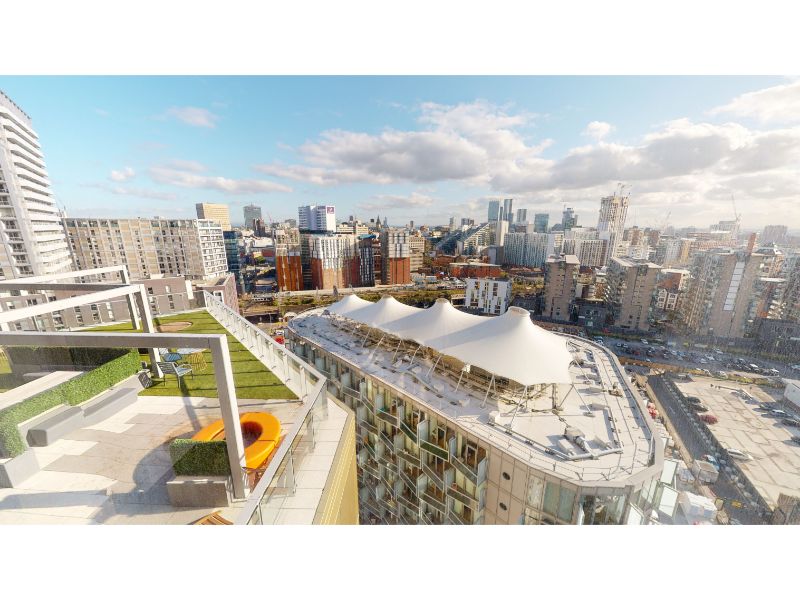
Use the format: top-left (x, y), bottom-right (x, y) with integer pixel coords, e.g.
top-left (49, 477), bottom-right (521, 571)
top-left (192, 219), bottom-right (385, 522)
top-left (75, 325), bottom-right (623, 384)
top-left (0, 265), bottom-right (129, 285)
top-left (0, 285), bottom-right (143, 325)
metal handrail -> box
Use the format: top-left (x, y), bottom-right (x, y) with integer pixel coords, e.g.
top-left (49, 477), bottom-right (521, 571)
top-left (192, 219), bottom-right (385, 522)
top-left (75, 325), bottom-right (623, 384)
top-left (200, 292), bottom-right (330, 525)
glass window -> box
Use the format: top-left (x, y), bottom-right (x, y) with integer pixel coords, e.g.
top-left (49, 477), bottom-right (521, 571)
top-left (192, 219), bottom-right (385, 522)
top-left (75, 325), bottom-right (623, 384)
top-left (527, 476), bottom-right (544, 511)
top-left (558, 487), bottom-right (576, 522)
top-left (543, 481), bottom-right (559, 516)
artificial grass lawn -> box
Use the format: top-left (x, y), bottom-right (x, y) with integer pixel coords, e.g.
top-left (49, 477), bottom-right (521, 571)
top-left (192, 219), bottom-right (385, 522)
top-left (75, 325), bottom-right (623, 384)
top-left (0, 353), bottom-right (22, 393)
top-left (86, 311), bottom-right (296, 400)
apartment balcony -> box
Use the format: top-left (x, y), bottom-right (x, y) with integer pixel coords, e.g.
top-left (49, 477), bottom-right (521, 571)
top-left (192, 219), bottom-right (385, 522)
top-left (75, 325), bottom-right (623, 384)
top-left (422, 461), bottom-right (445, 491)
top-left (359, 419), bottom-right (378, 436)
top-left (396, 447), bottom-right (420, 467)
top-left (419, 506), bottom-right (445, 525)
top-left (360, 393), bottom-right (375, 412)
top-left (376, 406), bottom-right (399, 426)
top-left (397, 493), bottom-right (418, 513)
top-left (451, 455), bottom-right (479, 485)
top-left (420, 439), bottom-right (449, 461)
top-left (447, 482), bottom-right (479, 511)
top-left (379, 429), bottom-right (397, 453)
top-left (448, 510), bottom-right (469, 525)
top-left (399, 419), bottom-right (418, 443)
top-left (361, 440), bottom-right (377, 461)
top-left (399, 469), bottom-right (418, 492)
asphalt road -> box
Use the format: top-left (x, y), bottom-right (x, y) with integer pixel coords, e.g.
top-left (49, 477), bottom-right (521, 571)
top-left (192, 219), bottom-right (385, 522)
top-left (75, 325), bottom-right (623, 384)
top-left (647, 375), bottom-right (769, 524)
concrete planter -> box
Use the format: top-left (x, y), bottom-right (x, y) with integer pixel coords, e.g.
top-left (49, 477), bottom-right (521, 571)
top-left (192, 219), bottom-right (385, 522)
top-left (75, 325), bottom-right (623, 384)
top-left (0, 449), bottom-right (40, 488)
top-left (166, 475), bottom-right (232, 508)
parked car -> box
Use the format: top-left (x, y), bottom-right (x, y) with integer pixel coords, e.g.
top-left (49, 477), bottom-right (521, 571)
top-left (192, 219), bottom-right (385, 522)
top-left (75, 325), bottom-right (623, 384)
top-left (702, 454), bottom-right (720, 468)
top-left (726, 448), bottom-right (753, 461)
top-left (692, 403), bottom-right (710, 413)
top-left (640, 339), bottom-right (648, 345)
top-left (791, 436), bottom-right (800, 445)
top-left (769, 409), bottom-right (788, 418)
top-left (782, 418), bottom-right (800, 427)
top-left (686, 396), bottom-right (703, 405)
top-left (717, 371), bottom-right (728, 378)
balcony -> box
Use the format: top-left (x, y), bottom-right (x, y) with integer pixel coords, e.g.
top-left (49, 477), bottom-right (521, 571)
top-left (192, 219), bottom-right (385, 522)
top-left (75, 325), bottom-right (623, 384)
top-left (451, 455), bottom-right (479, 485)
top-left (447, 482), bottom-right (479, 510)
top-left (360, 419), bottom-right (378, 436)
top-left (419, 506), bottom-right (445, 524)
top-left (399, 469), bottom-right (418, 492)
top-left (376, 406), bottom-right (399, 426)
top-left (420, 440), bottom-right (449, 461)
top-left (397, 493), bottom-right (418, 513)
top-left (379, 429), bottom-right (397, 453)
top-left (448, 510), bottom-right (469, 525)
top-left (396, 447), bottom-right (420, 467)
top-left (399, 419), bottom-right (418, 443)
top-left (422, 461), bottom-right (445, 491)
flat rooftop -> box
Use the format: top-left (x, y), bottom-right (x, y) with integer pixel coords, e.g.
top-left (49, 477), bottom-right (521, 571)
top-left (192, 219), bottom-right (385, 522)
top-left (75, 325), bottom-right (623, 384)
top-left (290, 308), bottom-right (657, 484)
top-left (674, 378), bottom-right (800, 509)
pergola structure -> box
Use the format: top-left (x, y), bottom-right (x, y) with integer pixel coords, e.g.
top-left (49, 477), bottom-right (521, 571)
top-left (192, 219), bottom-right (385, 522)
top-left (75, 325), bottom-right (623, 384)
top-left (0, 265), bottom-right (162, 374)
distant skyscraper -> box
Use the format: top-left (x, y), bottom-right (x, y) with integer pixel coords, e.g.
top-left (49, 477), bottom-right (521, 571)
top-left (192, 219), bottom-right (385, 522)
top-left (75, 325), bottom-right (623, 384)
top-left (243, 204), bottom-right (262, 229)
top-left (597, 192), bottom-right (629, 265)
top-left (488, 200), bottom-right (500, 222)
top-left (298, 205), bottom-right (336, 232)
top-left (196, 202), bottom-right (232, 231)
top-left (0, 90), bottom-right (73, 278)
top-left (533, 213), bottom-right (549, 233)
top-left (761, 225), bottom-right (788, 245)
top-left (516, 208), bottom-right (528, 224)
top-left (562, 207), bottom-right (578, 231)
top-left (503, 198), bottom-right (514, 223)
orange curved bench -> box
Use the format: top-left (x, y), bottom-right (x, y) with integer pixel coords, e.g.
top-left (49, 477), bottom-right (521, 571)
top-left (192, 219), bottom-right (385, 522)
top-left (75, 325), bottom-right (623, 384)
top-left (192, 412), bottom-right (281, 469)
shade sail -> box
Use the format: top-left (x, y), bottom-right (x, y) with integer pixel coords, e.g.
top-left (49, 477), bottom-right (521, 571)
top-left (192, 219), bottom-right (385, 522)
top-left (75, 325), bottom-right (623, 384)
top-left (383, 298), bottom-right (486, 347)
top-left (343, 294), bottom-right (422, 328)
top-left (423, 306), bottom-right (574, 385)
top-left (326, 294), bottom-right (374, 317)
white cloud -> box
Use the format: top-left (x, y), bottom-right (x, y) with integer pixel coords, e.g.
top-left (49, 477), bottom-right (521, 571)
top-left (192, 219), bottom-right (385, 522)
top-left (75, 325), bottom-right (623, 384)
top-left (149, 164), bottom-right (291, 194)
top-left (358, 192), bottom-right (437, 212)
top-left (109, 166), bottom-right (135, 182)
top-left (164, 106), bottom-right (219, 128)
top-left (709, 80), bottom-right (800, 124)
top-left (582, 121), bottom-right (613, 140)
top-left (84, 182), bottom-right (177, 201)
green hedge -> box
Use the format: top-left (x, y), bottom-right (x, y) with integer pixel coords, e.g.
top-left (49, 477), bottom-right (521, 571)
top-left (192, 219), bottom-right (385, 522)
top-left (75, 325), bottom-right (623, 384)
top-left (169, 438), bottom-right (231, 476)
top-left (4, 346), bottom-right (130, 372)
top-left (0, 350), bottom-right (141, 458)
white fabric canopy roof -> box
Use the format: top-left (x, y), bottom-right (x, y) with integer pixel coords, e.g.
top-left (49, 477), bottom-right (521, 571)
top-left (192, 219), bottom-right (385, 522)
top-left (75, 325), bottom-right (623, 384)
top-left (422, 306), bottom-right (573, 386)
top-left (326, 294), bottom-right (373, 317)
top-left (342, 295), bottom-right (422, 328)
top-left (383, 298), bottom-right (486, 347)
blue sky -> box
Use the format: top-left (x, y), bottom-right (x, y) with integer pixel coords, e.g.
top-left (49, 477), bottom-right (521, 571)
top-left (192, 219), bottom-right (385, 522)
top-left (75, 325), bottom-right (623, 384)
top-left (1, 76), bottom-right (797, 229)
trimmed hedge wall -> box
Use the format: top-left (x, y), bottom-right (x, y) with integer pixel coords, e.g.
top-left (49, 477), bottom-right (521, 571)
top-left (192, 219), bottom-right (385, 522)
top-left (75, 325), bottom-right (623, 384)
top-left (169, 438), bottom-right (231, 476)
top-left (4, 347), bottom-right (130, 372)
top-left (0, 350), bottom-right (141, 458)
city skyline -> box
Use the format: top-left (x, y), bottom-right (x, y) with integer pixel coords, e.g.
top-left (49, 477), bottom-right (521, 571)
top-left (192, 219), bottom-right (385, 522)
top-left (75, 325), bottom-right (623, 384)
top-left (0, 76), bottom-right (798, 229)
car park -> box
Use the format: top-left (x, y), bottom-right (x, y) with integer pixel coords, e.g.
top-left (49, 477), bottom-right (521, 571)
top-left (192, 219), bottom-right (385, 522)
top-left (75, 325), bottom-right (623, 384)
top-left (726, 448), bottom-right (753, 461)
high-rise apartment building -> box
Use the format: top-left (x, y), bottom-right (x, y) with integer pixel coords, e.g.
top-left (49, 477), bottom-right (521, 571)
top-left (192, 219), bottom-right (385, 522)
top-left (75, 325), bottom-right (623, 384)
top-left (309, 234), bottom-right (360, 290)
top-left (543, 255), bottom-right (579, 321)
top-left (64, 218), bottom-right (227, 281)
top-left (0, 90), bottom-right (73, 279)
top-left (562, 207), bottom-right (578, 231)
top-left (243, 204), bottom-right (262, 230)
top-left (533, 213), bottom-right (549, 233)
top-left (381, 228), bottom-right (411, 285)
top-left (275, 240), bottom-right (303, 291)
top-left (515, 208), bottom-right (528, 224)
top-left (464, 278), bottom-right (512, 315)
top-left (597, 192), bottom-right (629, 265)
top-left (604, 257), bottom-right (660, 331)
top-left (487, 199), bottom-right (500, 222)
top-left (680, 249), bottom-right (767, 338)
top-left (299, 205), bottom-right (336, 233)
top-left (503, 198), bottom-right (514, 223)
top-left (503, 232), bottom-right (558, 268)
top-left (195, 203), bottom-right (232, 231)
top-left (408, 233), bottom-right (426, 273)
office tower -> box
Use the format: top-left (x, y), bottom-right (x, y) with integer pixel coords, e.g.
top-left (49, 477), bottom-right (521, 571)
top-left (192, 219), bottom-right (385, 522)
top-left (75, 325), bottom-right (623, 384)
top-left (543, 255), bottom-right (579, 321)
top-left (761, 225), bottom-right (788, 246)
top-left (0, 90), bottom-right (73, 279)
top-left (461, 218), bottom-right (475, 227)
top-left (298, 204), bottom-right (336, 233)
top-left (515, 208), bottom-right (528, 224)
top-left (380, 228), bottom-right (411, 285)
top-left (464, 278), bottom-right (512, 315)
top-left (243, 204), bottom-right (262, 229)
top-left (448, 216), bottom-right (456, 230)
top-left (503, 198), bottom-right (514, 223)
top-left (604, 257), bottom-right (660, 331)
top-left (533, 213), bottom-right (549, 233)
top-left (223, 229), bottom-right (242, 277)
top-left (493, 219), bottom-right (509, 247)
top-left (488, 200), bottom-right (500, 222)
top-left (64, 218), bottom-right (227, 281)
top-left (680, 249), bottom-right (766, 338)
top-left (195, 202), bottom-right (232, 231)
top-left (358, 234), bottom-right (376, 286)
top-left (561, 207), bottom-right (578, 231)
top-left (597, 192), bottom-right (629, 265)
